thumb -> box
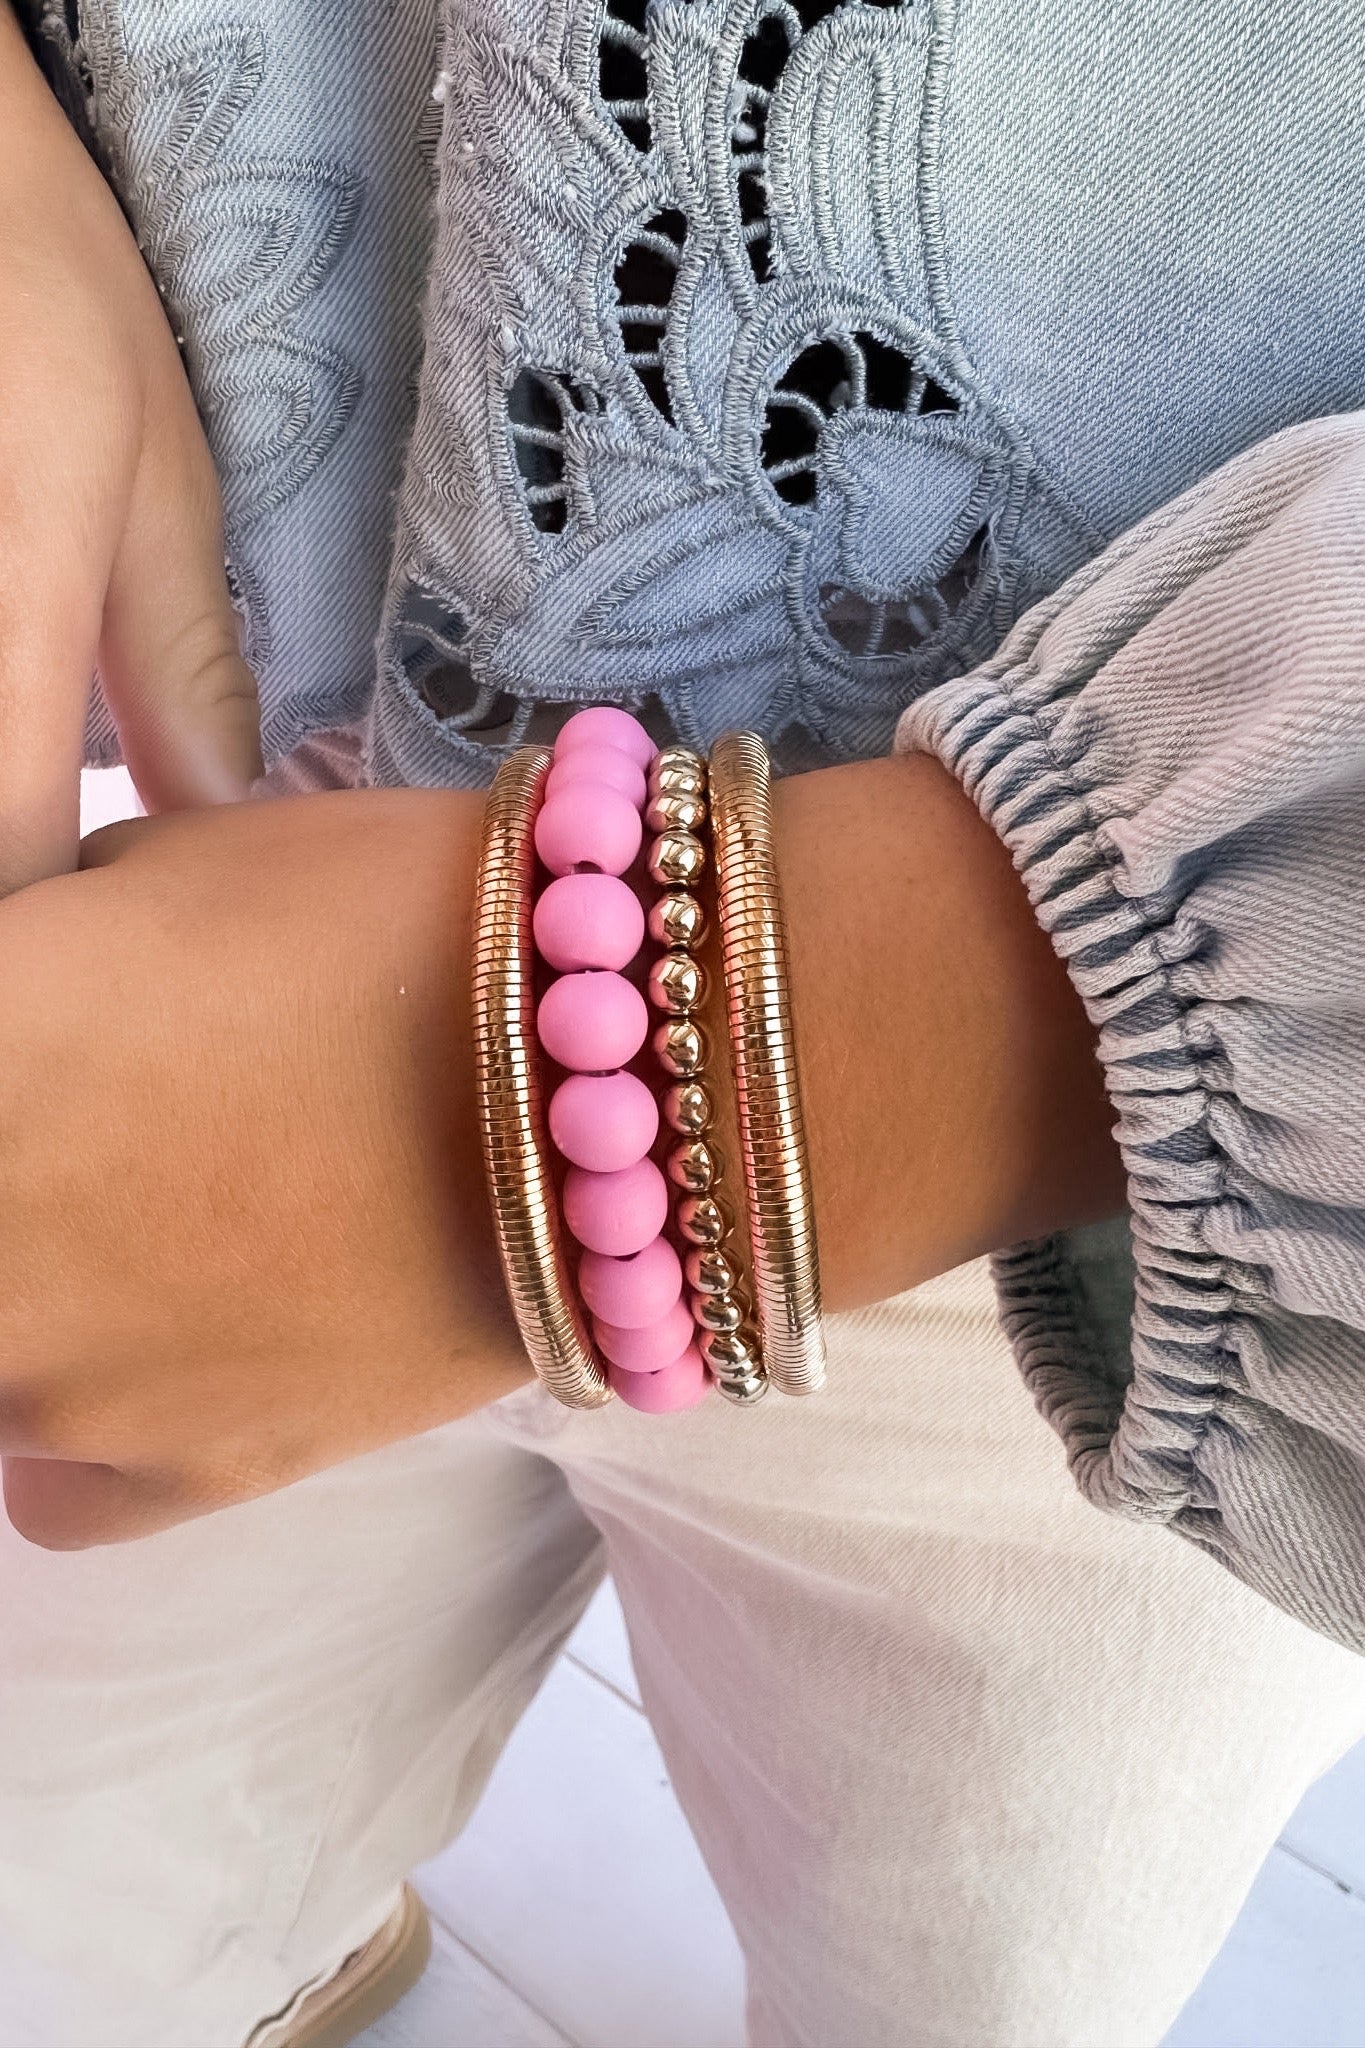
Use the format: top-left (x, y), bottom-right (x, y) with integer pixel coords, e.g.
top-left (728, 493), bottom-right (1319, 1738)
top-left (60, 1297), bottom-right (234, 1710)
top-left (99, 367), bottom-right (264, 814)
top-left (3, 1456), bottom-right (205, 1550)
top-left (77, 811), bottom-right (162, 869)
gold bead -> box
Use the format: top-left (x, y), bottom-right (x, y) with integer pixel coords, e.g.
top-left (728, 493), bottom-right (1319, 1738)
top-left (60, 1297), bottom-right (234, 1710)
top-left (652, 761), bottom-right (706, 800)
top-left (652, 745), bottom-right (705, 786)
top-left (699, 1327), bottom-right (755, 1372)
top-left (654, 1017), bottom-right (706, 1077)
top-left (645, 788), bottom-right (707, 834)
top-left (714, 1370), bottom-right (769, 1406)
top-left (648, 830), bottom-right (706, 888)
top-left (685, 1245), bottom-right (738, 1295)
top-left (668, 1138), bottom-right (718, 1194)
top-left (663, 1080), bottom-right (712, 1135)
top-left (648, 889), bottom-right (707, 950)
top-left (679, 1195), bottom-right (729, 1246)
top-left (694, 1292), bottom-right (743, 1334)
top-left (648, 950), bottom-right (706, 1015)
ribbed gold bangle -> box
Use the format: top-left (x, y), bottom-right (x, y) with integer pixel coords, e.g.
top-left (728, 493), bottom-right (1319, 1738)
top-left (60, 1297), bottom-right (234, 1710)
top-left (709, 731), bottom-right (826, 1396)
top-left (471, 746), bottom-right (612, 1410)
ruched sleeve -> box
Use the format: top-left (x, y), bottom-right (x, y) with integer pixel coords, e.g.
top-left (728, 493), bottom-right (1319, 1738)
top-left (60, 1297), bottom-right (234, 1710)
top-left (898, 411), bottom-right (1365, 1654)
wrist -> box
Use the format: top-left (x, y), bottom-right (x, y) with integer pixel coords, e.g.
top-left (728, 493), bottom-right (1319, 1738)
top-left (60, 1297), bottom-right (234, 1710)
top-left (379, 786), bottom-right (534, 1397)
top-left (774, 753), bottom-right (1125, 1313)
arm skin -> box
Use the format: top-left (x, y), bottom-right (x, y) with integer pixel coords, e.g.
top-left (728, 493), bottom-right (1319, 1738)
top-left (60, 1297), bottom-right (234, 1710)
top-left (775, 754), bottom-right (1124, 1313)
top-left (0, 759), bottom-right (1122, 1548)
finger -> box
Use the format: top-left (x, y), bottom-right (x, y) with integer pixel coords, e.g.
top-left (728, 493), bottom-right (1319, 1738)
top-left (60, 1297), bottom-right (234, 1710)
top-left (77, 812), bottom-right (163, 869)
top-left (0, 508), bottom-right (102, 895)
top-left (100, 361), bottom-right (264, 816)
top-left (2, 1455), bottom-right (211, 1550)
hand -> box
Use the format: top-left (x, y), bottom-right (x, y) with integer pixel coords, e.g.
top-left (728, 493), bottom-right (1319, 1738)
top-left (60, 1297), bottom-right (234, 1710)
top-left (0, 9), bottom-right (261, 894)
top-left (0, 789), bottom-right (528, 1548)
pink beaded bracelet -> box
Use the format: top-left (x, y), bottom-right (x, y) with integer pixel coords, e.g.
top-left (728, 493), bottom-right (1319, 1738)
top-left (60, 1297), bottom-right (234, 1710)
top-left (533, 707), bottom-right (709, 1414)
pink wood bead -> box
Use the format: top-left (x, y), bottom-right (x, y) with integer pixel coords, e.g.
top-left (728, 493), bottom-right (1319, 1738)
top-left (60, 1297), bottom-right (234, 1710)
top-left (549, 1070), bottom-right (659, 1172)
top-left (554, 705), bottom-right (657, 770)
top-left (545, 745), bottom-right (647, 809)
top-left (536, 972), bottom-right (648, 1072)
top-left (577, 1238), bottom-right (683, 1328)
top-left (562, 1157), bottom-right (668, 1257)
top-left (609, 1345), bottom-right (710, 1413)
top-left (535, 783), bottom-right (643, 877)
top-left (593, 1297), bottom-right (696, 1373)
top-left (533, 872), bottom-right (645, 973)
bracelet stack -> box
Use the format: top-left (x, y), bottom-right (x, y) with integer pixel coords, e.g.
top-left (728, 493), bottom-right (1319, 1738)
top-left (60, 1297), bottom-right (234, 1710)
top-left (472, 706), bottom-right (826, 1414)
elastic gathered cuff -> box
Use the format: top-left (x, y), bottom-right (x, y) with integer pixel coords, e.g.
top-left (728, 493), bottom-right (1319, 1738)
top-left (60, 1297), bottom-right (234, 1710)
top-left (899, 415), bottom-right (1365, 1652)
top-left (906, 673), bottom-right (1239, 1514)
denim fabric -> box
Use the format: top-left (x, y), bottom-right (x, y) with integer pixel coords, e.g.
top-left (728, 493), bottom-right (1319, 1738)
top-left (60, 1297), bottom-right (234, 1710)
top-left (24, 0), bottom-right (1365, 1647)
top-left (365, 0), bottom-right (1365, 785)
top-left (903, 414), bottom-right (1365, 1652)
top-left (29, 0), bottom-right (1365, 782)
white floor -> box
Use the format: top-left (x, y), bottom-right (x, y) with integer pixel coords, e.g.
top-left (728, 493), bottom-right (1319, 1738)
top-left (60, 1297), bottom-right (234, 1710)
top-left (350, 1579), bottom-right (1365, 2048)
top-left (77, 775), bottom-right (1365, 2047)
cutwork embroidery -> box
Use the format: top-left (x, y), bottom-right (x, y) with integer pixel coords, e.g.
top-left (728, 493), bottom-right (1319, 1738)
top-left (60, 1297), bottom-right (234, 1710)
top-left (509, 368), bottom-right (606, 530)
top-left (381, 0), bottom-right (1101, 770)
top-left (764, 330), bottom-right (936, 505)
top-left (613, 209), bottom-right (688, 419)
top-left (600, 0), bottom-right (652, 148)
top-left (731, 0), bottom-right (906, 285)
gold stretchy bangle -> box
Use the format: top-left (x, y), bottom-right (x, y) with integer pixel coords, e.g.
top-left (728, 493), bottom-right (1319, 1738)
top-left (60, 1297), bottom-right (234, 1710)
top-left (472, 746), bottom-right (612, 1410)
top-left (709, 731), bottom-right (826, 1396)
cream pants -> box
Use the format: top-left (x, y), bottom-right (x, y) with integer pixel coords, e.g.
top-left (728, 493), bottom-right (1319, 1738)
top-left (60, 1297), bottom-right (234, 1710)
top-left (1, 1261), bottom-right (1362, 2048)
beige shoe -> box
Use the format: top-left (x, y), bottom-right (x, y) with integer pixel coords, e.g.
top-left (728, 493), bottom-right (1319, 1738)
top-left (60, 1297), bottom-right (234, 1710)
top-left (245, 1885), bottom-right (432, 2048)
